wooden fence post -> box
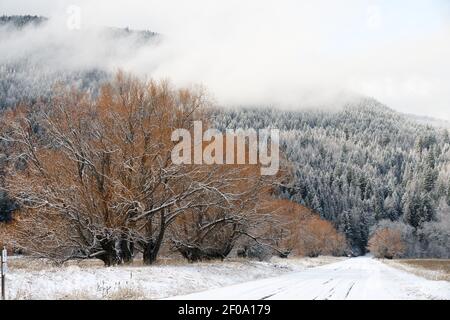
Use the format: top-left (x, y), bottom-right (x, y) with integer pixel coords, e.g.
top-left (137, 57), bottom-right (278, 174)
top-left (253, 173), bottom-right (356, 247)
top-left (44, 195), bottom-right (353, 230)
top-left (1, 247), bottom-right (6, 300)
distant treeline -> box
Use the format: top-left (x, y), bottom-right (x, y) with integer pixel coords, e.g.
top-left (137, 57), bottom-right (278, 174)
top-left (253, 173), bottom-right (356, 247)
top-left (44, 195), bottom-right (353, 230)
top-left (0, 15), bottom-right (47, 28)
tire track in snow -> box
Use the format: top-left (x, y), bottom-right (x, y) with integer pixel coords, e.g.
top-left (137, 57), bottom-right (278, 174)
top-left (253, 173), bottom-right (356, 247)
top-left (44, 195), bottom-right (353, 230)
top-left (168, 257), bottom-right (450, 300)
top-left (345, 282), bottom-right (355, 299)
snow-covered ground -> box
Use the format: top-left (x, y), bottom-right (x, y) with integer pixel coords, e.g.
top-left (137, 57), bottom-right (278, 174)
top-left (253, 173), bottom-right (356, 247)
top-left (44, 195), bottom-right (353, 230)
top-left (169, 257), bottom-right (450, 300)
top-left (4, 256), bottom-right (342, 300)
top-left (5, 256), bottom-right (449, 300)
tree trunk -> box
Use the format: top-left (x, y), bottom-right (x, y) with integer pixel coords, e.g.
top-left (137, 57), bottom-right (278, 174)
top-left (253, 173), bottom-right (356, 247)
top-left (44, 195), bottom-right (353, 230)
top-left (119, 237), bottom-right (134, 264)
top-left (142, 211), bottom-right (166, 265)
top-left (142, 239), bottom-right (157, 265)
top-left (98, 239), bottom-right (121, 267)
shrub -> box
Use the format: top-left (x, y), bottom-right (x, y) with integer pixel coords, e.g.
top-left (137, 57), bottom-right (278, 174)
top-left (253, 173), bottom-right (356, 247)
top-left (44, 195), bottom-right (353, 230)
top-left (298, 217), bottom-right (347, 257)
top-left (368, 227), bottom-right (405, 259)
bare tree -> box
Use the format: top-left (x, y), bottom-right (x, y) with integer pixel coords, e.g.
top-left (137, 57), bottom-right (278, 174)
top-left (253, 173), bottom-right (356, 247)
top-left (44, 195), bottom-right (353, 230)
top-left (1, 72), bottom-right (294, 266)
top-left (169, 165), bottom-right (279, 262)
top-left (1, 73), bottom-right (243, 265)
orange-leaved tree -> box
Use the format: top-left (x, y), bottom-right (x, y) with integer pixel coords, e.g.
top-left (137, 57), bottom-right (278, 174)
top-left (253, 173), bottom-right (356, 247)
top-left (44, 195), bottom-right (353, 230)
top-left (368, 227), bottom-right (405, 259)
top-left (1, 73), bottom-right (248, 265)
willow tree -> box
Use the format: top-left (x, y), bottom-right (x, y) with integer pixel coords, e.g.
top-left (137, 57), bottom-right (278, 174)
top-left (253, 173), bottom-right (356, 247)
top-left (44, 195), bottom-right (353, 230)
top-left (1, 73), bottom-right (240, 265)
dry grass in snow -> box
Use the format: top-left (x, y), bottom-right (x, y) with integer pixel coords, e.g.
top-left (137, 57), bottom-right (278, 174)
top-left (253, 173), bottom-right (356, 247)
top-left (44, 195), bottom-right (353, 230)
top-left (4, 256), bottom-right (345, 300)
top-left (383, 259), bottom-right (450, 281)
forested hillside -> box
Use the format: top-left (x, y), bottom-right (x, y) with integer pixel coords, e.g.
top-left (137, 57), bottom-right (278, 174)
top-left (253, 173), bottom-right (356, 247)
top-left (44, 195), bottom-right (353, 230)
top-left (213, 101), bottom-right (450, 257)
top-left (0, 16), bottom-right (449, 259)
top-left (0, 15), bottom-right (156, 110)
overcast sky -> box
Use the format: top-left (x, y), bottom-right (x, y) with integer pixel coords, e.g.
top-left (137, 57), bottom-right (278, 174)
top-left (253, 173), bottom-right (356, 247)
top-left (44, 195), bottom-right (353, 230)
top-left (1, 0), bottom-right (449, 120)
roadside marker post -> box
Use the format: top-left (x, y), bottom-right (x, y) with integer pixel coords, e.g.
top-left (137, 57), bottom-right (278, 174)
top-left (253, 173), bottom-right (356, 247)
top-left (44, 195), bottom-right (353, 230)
top-left (1, 247), bottom-right (6, 300)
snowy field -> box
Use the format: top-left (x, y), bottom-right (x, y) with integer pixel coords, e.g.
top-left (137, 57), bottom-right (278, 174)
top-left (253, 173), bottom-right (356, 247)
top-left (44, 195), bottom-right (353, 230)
top-left (171, 257), bottom-right (450, 300)
top-left (5, 256), bottom-right (449, 300)
top-left (4, 256), bottom-right (342, 300)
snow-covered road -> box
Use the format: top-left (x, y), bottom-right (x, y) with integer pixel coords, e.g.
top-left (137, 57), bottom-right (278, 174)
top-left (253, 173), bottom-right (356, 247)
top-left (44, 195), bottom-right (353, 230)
top-left (169, 257), bottom-right (450, 300)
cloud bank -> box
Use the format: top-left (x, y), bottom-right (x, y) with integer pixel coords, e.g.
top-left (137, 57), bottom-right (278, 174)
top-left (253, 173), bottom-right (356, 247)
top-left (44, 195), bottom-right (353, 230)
top-left (1, 0), bottom-right (449, 119)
